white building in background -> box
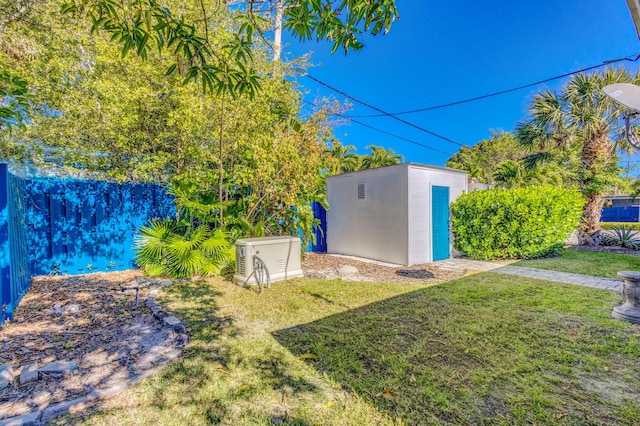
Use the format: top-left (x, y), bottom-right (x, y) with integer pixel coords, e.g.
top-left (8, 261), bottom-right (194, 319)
top-left (326, 163), bottom-right (468, 266)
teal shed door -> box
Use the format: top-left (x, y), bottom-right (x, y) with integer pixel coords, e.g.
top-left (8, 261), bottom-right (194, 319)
top-left (432, 186), bottom-right (450, 261)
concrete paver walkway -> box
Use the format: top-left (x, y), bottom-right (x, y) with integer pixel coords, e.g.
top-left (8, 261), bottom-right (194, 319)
top-left (433, 258), bottom-right (624, 292)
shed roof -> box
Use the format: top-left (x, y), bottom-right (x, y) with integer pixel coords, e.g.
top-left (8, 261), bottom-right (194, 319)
top-left (327, 162), bottom-right (468, 180)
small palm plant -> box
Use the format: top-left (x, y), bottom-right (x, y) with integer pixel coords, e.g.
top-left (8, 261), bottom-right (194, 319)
top-left (134, 183), bottom-right (233, 278)
top-left (135, 220), bottom-right (232, 278)
top-left (602, 225), bottom-right (640, 250)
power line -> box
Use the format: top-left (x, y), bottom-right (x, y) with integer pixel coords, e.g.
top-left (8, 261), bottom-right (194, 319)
top-left (305, 74), bottom-right (468, 148)
top-left (347, 117), bottom-right (454, 155)
top-left (303, 100), bottom-right (455, 155)
top-left (345, 52), bottom-right (640, 118)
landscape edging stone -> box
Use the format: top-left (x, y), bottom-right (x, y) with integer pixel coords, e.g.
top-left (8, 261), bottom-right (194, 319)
top-left (0, 278), bottom-right (187, 426)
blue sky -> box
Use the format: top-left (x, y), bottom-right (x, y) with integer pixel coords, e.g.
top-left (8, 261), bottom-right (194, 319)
top-left (282, 0), bottom-right (640, 167)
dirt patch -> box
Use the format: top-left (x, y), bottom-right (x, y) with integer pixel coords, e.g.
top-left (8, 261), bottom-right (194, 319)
top-left (0, 271), bottom-right (178, 420)
top-left (568, 244), bottom-right (640, 256)
top-left (579, 374), bottom-right (637, 405)
top-left (302, 253), bottom-right (463, 283)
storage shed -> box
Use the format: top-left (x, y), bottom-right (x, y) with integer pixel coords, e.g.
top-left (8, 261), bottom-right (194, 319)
top-left (326, 163), bottom-right (468, 266)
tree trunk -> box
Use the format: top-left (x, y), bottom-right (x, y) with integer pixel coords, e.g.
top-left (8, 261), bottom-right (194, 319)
top-left (218, 91), bottom-right (225, 223)
top-left (578, 193), bottom-right (604, 245)
top-left (577, 132), bottom-right (610, 245)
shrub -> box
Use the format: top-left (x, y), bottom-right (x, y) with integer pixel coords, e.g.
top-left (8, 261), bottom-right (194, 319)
top-left (601, 225), bottom-right (640, 250)
top-left (134, 184), bottom-right (234, 278)
top-left (134, 219), bottom-right (233, 278)
top-left (451, 186), bottom-right (584, 260)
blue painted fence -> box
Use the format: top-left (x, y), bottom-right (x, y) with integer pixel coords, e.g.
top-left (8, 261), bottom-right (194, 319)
top-left (1, 163), bottom-right (328, 322)
top-left (310, 202), bottom-right (327, 252)
top-left (1, 164), bottom-right (174, 321)
top-left (600, 206), bottom-right (640, 222)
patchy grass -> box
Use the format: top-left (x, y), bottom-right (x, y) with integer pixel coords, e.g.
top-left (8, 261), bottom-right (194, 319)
top-left (514, 248), bottom-right (640, 278)
top-left (74, 274), bottom-right (640, 425)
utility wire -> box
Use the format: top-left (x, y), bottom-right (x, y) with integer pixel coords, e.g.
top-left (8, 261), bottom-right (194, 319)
top-left (305, 74), bottom-right (467, 147)
top-left (347, 117), bottom-right (454, 155)
top-left (304, 100), bottom-right (455, 155)
top-left (344, 52), bottom-right (640, 118)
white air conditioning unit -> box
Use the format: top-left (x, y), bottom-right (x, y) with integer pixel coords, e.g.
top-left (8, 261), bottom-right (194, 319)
top-left (234, 236), bottom-right (304, 285)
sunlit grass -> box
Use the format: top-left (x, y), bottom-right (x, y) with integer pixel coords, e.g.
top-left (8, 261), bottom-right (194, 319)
top-left (74, 274), bottom-right (640, 425)
top-left (514, 248), bottom-right (640, 278)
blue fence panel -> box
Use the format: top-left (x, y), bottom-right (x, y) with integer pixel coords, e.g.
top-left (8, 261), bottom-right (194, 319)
top-left (600, 206), bottom-right (639, 223)
top-left (1, 164), bottom-right (175, 321)
top-left (3, 169), bottom-right (32, 321)
top-left (1, 164), bottom-right (10, 318)
top-left (309, 202), bottom-right (327, 252)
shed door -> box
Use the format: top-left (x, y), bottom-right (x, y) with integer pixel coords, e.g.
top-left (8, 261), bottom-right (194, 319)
top-left (432, 186), bottom-right (450, 261)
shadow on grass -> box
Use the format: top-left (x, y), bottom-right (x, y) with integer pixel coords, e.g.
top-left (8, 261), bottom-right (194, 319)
top-left (78, 279), bottom-right (318, 425)
top-left (273, 274), bottom-right (640, 425)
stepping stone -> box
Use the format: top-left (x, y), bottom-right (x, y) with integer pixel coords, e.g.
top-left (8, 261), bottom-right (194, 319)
top-left (39, 361), bottom-right (78, 374)
top-left (19, 362), bottom-right (38, 385)
top-left (163, 316), bottom-right (180, 327)
top-left (163, 316), bottom-right (186, 333)
top-left (61, 304), bottom-right (80, 315)
top-left (337, 265), bottom-right (359, 277)
top-left (0, 410), bottom-right (42, 426)
top-left (87, 382), bottom-right (128, 401)
top-left (0, 364), bottom-right (14, 390)
top-left (41, 396), bottom-right (89, 422)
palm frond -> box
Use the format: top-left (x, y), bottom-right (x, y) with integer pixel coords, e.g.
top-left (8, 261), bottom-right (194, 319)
top-left (200, 230), bottom-right (231, 256)
top-left (521, 152), bottom-right (554, 170)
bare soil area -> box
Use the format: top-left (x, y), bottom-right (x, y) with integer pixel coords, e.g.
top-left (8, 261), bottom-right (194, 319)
top-left (567, 244), bottom-right (640, 256)
top-left (0, 271), bottom-right (176, 420)
top-left (302, 252), bottom-right (464, 283)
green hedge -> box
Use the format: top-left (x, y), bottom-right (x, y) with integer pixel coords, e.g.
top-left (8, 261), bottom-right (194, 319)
top-left (599, 222), bottom-right (640, 231)
top-left (451, 186), bottom-right (584, 260)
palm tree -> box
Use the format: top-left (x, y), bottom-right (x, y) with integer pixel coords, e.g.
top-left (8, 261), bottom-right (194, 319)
top-left (361, 145), bottom-right (403, 169)
top-left (493, 161), bottom-right (523, 188)
top-left (515, 67), bottom-right (638, 245)
top-left (326, 141), bottom-right (361, 174)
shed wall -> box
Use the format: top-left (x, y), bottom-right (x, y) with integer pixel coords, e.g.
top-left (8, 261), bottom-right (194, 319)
top-left (327, 166), bottom-right (408, 265)
top-left (407, 166), bottom-right (468, 265)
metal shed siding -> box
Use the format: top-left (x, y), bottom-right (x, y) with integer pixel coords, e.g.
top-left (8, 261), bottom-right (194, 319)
top-left (326, 166), bottom-right (409, 265)
top-left (407, 166), bottom-right (467, 265)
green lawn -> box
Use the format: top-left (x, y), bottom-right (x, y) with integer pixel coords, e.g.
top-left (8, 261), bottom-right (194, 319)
top-left (514, 248), bottom-right (640, 278)
top-left (72, 272), bottom-right (640, 425)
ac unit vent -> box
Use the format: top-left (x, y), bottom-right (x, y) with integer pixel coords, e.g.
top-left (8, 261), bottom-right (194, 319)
top-left (272, 259), bottom-right (286, 273)
top-left (236, 246), bottom-right (246, 275)
top-left (357, 183), bottom-right (365, 199)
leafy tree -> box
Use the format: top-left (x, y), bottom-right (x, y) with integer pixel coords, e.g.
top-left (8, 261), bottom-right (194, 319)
top-left (3, 0), bottom-right (331, 242)
top-left (61, 0), bottom-right (399, 97)
top-left (515, 68), bottom-right (638, 245)
top-left (361, 144), bottom-right (403, 169)
top-left (447, 131), bottom-right (529, 184)
top-left (492, 160), bottom-right (523, 188)
top-left (326, 141), bottom-right (360, 174)
top-left (0, 0), bottom-right (398, 135)
top-left (0, 63), bottom-right (29, 131)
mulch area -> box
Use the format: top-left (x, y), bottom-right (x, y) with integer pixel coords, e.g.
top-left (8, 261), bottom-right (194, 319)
top-left (302, 252), bottom-right (464, 283)
top-left (567, 244), bottom-right (640, 256)
top-left (0, 270), bottom-right (171, 420)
